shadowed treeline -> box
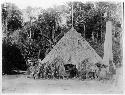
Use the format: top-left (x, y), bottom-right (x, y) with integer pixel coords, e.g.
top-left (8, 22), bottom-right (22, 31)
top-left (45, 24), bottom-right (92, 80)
top-left (2, 1), bottom-right (122, 74)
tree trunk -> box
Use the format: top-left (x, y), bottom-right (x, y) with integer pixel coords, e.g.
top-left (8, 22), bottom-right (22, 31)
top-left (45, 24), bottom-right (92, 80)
top-left (38, 49), bottom-right (41, 59)
top-left (92, 32), bottom-right (94, 41)
top-left (84, 24), bottom-right (85, 38)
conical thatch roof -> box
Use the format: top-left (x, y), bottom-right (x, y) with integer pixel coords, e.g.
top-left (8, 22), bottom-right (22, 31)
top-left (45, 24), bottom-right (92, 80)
top-left (40, 28), bottom-right (102, 68)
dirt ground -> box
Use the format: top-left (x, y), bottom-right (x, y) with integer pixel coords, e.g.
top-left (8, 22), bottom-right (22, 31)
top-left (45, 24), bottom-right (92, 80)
top-left (2, 71), bottom-right (123, 94)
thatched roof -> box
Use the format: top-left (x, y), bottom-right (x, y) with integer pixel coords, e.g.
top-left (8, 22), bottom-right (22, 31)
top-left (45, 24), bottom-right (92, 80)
top-left (40, 27), bottom-right (103, 68)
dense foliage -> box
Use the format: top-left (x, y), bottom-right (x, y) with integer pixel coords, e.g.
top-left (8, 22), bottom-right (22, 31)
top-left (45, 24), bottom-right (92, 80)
top-left (2, 1), bottom-right (122, 74)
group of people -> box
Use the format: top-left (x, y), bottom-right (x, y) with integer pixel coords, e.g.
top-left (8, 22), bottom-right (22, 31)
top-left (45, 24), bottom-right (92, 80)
top-left (27, 58), bottom-right (67, 79)
top-left (26, 58), bottom-right (109, 80)
top-left (78, 59), bottom-right (109, 80)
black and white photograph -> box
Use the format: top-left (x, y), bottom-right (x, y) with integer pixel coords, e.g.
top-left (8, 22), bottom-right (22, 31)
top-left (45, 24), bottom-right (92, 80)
top-left (1, 0), bottom-right (124, 94)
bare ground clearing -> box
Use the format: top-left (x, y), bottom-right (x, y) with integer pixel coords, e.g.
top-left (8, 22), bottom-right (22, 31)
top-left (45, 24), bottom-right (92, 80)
top-left (2, 73), bottom-right (122, 94)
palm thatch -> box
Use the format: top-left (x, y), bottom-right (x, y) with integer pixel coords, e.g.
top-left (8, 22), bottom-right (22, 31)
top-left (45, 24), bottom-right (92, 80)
top-left (27, 28), bottom-right (104, 79)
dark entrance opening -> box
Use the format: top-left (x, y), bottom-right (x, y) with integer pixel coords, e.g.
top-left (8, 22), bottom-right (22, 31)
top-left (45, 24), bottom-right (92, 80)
top-left (64, 64), bottom-right (78, 78)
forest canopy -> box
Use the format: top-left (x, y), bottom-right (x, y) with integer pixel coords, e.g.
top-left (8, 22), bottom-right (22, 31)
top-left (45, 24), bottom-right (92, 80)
top-left (2, 1), bottom-right (123, 74)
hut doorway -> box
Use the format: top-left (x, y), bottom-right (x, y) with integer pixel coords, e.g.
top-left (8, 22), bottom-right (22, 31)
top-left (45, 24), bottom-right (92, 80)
top-left (64, 64), bottom-right (78, 78)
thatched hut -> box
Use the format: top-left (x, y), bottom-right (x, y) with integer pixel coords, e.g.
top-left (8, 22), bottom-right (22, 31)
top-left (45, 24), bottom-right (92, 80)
top-left (28, 28), bottom-right (103, 79)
